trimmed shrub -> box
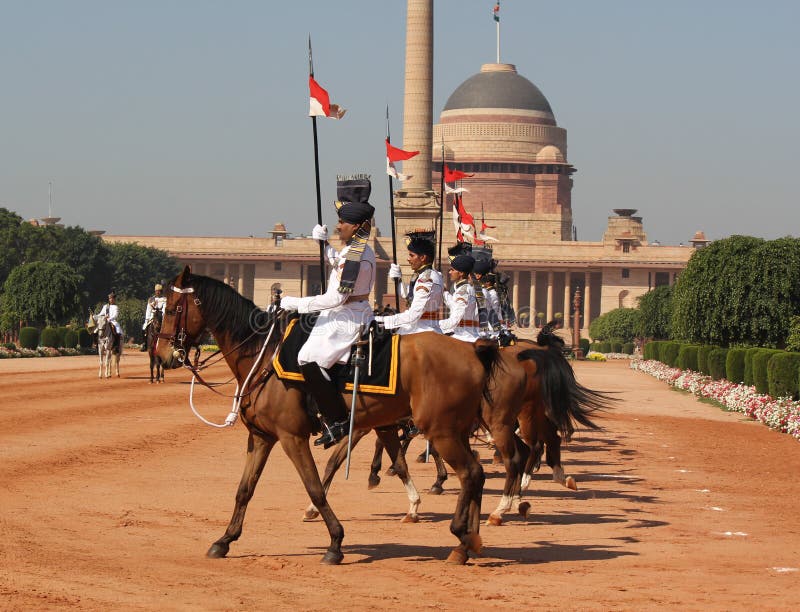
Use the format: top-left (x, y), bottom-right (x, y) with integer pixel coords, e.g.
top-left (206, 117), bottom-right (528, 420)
top-left (63, 329), bottom-right (79, 349)
top-left (725, 348), bottom-right (748, 384)
top-left (753, 349), bottom-right (782, 394)
top-left (622, 342), bottom-right (634, 355)
top-left (55, 326), bottom-right (69, 347)
top-left (743, 347), bottom-right (762, 387)
top-left (40, 327), bottom-right (59, 348)
top-left (767, 352), bottom-right (800, 400)
top-left (677, 345), bottom-right (699, 371)
top-left (19, 327), bottom-right (39, 350)
top-left (697, 345), bottom-right (716, 376)
top-left (643, 341), bottom-right (655, 360)
top-left (708, 348), bottom-right (729, 381)
top-left (599, 341), bottom-right (611, 353)
top-left (610, 341), bottom-right (622, 353)
top-left (78, 328), bottom-right (93, 348)
top-left (579, 338), bottom-right (590, 354)
top-left (662, 342), bottom-right (680, 367)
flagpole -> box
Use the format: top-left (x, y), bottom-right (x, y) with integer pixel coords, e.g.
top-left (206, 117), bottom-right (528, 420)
top-left (437, 140), bottom-right (445, 272)
top-left (495, 2), bottom-right (501, 63)
top-left (309, 36), bottom-right (327, 293)
top-left (386, 106), bottom-right (401, 311)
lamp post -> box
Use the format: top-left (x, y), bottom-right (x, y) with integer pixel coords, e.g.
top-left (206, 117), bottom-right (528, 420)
top-left (572, 288), bottom-right (584, 359)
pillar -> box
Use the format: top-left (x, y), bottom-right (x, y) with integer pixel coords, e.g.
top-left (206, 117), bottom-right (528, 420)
top-left (528, 270), bottom-right (536, 326)
top-left (237, 264), bottom-right (245, 295)
top-left (583, 271), bottom-right (592, 331)
top-left (563, 271), bottom-right (571, 328)
top-left (511, 271), bottom-right (519, 321)
top-left (546, 271), bottom-right (554, 322)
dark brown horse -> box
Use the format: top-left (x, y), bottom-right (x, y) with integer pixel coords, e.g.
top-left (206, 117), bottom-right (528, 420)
top-left (146, 308), bottom-right (165, 384)
top-left (155, 267), bottom-right (500, 565)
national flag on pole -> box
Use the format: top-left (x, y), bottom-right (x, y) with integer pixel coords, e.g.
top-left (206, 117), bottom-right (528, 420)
top-left (443, 164), bottom-right (473, 183)
top-left (452, 194), bottom-right (476, 242)
top-left (385, 139), bottom-right (419, 182)
top-left (309, 76), bottom-right (346, 119)
top-left (493, 1), bottom-right (500, 22)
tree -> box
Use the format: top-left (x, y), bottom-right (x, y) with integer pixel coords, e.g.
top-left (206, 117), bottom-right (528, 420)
top-left (1, 262), bottom-right (83, 327)
top-left (0, 208), bottom-right (25, 289)
top-left (105, 242), bottom-right (180, 300)
top-left (589, 308), bottom-right (640, 343)
top-left (636, 285), bottom-right (673, 339)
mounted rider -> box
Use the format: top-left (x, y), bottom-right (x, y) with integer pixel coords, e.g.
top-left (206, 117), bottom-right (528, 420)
top-left (374, 230), bottom-right (443, 335)
top-left (278, 176), bottom-right (376, 449)
top-left (439, 244), bottom-right (479, 342)
top-left (98, 291), bottom-right (123, 352)
top-left (141, 283), bottom-right (167, 351)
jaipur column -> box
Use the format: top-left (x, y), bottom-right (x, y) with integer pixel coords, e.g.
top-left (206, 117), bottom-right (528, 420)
top-left (563, 271), bottom-right (571, 328)
top-left (512, 271), bottom-right (519, 321)
top-left (583, 271), bottom-right (592, 332)
top-left (546, 271), bottom-right (554, 322)
top-left (528, 270), bottom-right (536, 327)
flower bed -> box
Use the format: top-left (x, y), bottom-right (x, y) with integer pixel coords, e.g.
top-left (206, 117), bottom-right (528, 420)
top-left (0, 345), bottom-right (95, 359)
top-left (631, 359), bottom-right (800, 442)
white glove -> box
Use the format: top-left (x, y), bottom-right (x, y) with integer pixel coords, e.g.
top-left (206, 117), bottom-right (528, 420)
top-left (312, 224), bottom-right (328, 242)
top-left (279, 296), bottom-right (300, 312)
top-left (373, 316), bottom-right (384, 324)
top-left (388, 263), bottom-right (402, 280)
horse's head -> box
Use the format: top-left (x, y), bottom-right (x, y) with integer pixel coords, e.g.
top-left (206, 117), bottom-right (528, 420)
top-left (156, 266), bottom-right (207, 369)
top-left (93, 313), bottom-right (110, 337)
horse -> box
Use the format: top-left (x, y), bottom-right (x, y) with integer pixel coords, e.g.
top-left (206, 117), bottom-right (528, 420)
top-left (91, 313), bottom-right (121, 378)
top-left (154, 267), bottom-right (501, 565)
top-left (301, 335), bottom-right (611, 527)
top-left (145, 308), bottom-right (165, 383)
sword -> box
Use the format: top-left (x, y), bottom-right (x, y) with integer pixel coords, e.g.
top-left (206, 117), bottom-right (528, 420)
top-left (345, 326), bottom-right (367, 479)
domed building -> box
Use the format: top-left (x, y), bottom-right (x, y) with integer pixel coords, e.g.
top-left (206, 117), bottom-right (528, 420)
top-left (433, 63), bottom-right (575, 243)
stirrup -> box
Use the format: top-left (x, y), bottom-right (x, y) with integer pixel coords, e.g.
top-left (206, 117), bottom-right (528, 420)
top-left (313, 420), bottom-right (348, 449)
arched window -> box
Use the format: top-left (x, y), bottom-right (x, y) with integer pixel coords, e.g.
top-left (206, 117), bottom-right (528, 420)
top-left (619, 290), bottom-right (630, 309)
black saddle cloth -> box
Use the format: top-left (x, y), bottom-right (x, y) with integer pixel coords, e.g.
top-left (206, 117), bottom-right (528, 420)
top-left (273, 313), bottom-right (399, 395)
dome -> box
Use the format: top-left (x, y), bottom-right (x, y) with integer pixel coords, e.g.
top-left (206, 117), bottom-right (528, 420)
top-left (536, 145), bottom-right (565, 163)
top-left (443, 63), bottom-right (553, 115)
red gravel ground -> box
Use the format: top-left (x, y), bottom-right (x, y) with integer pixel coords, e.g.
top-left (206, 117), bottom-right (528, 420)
top-left (2, 353), bottom-right (799, 610)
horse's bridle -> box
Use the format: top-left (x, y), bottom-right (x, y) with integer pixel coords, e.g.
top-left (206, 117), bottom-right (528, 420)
top-left (157, 285), bottom-right (200, 364)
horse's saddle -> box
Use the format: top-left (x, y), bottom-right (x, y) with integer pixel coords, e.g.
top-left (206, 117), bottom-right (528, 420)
top-left (273, 313), bottom-right (400, 395)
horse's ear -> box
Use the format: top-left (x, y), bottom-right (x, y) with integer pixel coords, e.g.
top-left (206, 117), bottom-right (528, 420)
top-left (176, 265), bottom-right (192, 284)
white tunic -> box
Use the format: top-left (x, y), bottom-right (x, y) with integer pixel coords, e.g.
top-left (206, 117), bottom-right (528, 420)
top-left (381, 267), bottom-right (443, 335)
top-left (290, 244), bottom-right (375, 369)
top-left (142, 295), bottom-right (167, 330)
top-left (439, 280), bottom-right (479, 342)
top-left (99, 303), bottom-right (123, 335)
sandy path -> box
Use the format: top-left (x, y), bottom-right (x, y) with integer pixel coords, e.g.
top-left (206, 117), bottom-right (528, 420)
top-left (1, 354), bottom-right (798, 610)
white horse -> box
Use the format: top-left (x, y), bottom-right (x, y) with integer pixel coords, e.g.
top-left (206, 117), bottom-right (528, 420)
top-left (90, 313), bottom-right (122, 378)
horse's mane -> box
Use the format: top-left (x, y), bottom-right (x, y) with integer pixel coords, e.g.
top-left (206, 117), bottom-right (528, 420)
top-left (187, 273), bottom-right (268, 351)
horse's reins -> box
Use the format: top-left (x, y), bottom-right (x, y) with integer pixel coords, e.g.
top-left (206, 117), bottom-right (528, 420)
top-left (161, 284), bottom-right (283, 428)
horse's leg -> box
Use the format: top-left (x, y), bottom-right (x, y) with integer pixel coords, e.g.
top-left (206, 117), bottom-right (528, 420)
top-left (373, 428), bottom-right (421, 523)
top-left (517, 406), bottom-right (540, 491)
top-left (280, 434), bottom-right (344, 565)
top-left (388, 435), bottom-right (413, 476)
top-left (427, 433), bottom-right (484, 565)
top-left (115, 352), bottom-right (121, 377)
top-left (207, 431), bottom-right (276, 558)
top-left (149, 356), bottom-right (154, 384)
top-left (429, 445), bottom-right (448, 495)
top-left (368, 436), bottom-right (384, 489)
top-left (486, 425), bottom-right (526, 526)
top-left (302, 429), bottom-right (368, 521)
top-left (544, 421), bottom-right (576, 490)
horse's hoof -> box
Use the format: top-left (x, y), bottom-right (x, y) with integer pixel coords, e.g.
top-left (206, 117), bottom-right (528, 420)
top-left (302, 509), bottom-right (320, 522)
top-left (518, 501), bottom-right (531, 518)
top-left (429, 484), bottom-right (444, 495)
top-left (446, 547), bottom-right (468, 565)
top-left (206, 543), bottom-right (229, 558)
top-left (401, 513), bottom-right (419, 524)
top-left (520, 474), bottom-right (531, 490)
top-left (367, 474), bottom-right (381, 489)
top-left (465, 532), bottom-right (482, 555)
top-left (149, 380), bottom-right (153, 384)
top-left (565, 476), bottom-right (577, 491)
top-left (487, 514), bottom-right (503, 526)
top-left (415, 453), bottom-right (426, 464)
top-left (321, 550), bottom-right (344, 565)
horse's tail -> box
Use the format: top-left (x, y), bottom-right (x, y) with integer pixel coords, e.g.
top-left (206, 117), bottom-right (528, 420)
top-left (516, 345), bottom-right (613, 438)
top-left (473, 341), bottom-right (502, 405)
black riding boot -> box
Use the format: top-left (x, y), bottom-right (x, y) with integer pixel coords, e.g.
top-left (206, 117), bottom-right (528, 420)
top-left (300, 362), bottom-right (349, 449)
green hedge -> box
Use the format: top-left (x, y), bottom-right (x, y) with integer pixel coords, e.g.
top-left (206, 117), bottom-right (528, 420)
top-left (55, 326), bottom-right (69, 347)
top-left (610, 341), bottom-right (622, 353)
top-left (63, 329), bottom-right (79, 349)
top-left (622, 342), bottom-right (634, 355)
top-left (19, 327), bottom-right (39, 350)
top-left (725, 348), bottom-right (748, 384)
top-left (767, 352), bottom-right (800, 400)
top-left (708, 348), bottom-right (729, 380)
top-left (662, 342), bottom-right (680, 367)
top-left (599, 341), bottom-right (611, 353)
top-left (743, 347), bottom-right (762, 386)
top-left (579, 338), bottom-right (590, 354)
top-left (753, 349), bottom-right (783, 394)
top-left (697, 345), bottom-right (716, 376)
top-left (677, 345), bottom-right (699, 371)
top-left (78, 328), bottom-right (93, 348)
top-left (40, 327), bottom-right (59, 348)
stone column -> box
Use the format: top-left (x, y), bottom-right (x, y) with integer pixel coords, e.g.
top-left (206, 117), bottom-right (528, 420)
top-left (511, 271), bottom-right (519, 321)
top-left (546, 271), bottom-right (554, 322)
top-left (563, 271), bottom-right (571, 329)
top-left (223, 263), bottom-right (231, 286)
top-left (583, 271), bottom-right (592, 331)
top-left (237, 264), bottom-right (245, 295)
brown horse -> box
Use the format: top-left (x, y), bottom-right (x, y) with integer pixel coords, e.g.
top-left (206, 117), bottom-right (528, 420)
top-left (155, 267), bottom-right (500, 565)
top-left (145, 308), bottom-right (165, 384)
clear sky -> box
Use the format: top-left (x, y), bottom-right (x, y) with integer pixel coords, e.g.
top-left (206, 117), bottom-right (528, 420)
top-left (2, 0), bottom-right (798, 245)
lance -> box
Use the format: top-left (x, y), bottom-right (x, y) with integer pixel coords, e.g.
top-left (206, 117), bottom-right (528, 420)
top-left (308, 36), bottom-right (327, 292)
top-left (437, 139), bottom-right (446, 273)
top-left (386, 107), bottom-right (401, 311)
top-left (345, 327), bottom-right (367, 479)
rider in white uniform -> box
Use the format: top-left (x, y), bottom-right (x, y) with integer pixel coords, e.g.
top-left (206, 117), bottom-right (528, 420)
top-left (279, 177), bottom-right (375, 448)
top-left (141, 283), bottom-right (167, 351)
top-left (98, 292), bottom-right (123, 351)
top-left (439, 253), bottom-right (479, 342)
top-left (374, 231), bottom-right (443, 335)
